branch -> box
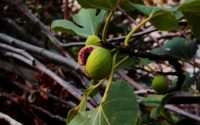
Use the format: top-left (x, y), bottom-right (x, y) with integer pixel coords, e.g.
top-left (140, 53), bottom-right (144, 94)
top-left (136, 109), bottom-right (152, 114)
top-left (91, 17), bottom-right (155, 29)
top-left (61, 42), bottom-right (85, 47)
top-left (0, 17), bottom-right (44, 47)
top-left (165, 105), bottom-right (200, 122)
top-left (119, 48), bottom-right (185, 91)
top-left (12, 81), bottom-right (77, 108)
top-left (30, 105), bottom-right (66, 122)
top-left (8, 0), bottom-right (71, 57)
top-left (0, 59), bottom-right (36, 82)
top-left (167, 95), bottom-right (200, 104)
top-left (8, 0), bottom-right (61, 47)
top-left (0, 34), bottom-right (99, 105)
top-left (107, 27), bottom-right (156, 42)
top-left (118, 70), bottom-right (143, 90)
top-left (0, 112), bottom-right (23, 125)
top-left (0, 44), bottom-right (94, 109)
top-left (0, 33), bottom-right (84, 74)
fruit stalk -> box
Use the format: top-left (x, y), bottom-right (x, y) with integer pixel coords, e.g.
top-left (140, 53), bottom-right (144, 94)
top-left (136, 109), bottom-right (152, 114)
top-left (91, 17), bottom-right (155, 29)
top-left (102, 10), bottom-right (114, 43)
top-left (124, 16), bottom-right (152, 47)
top-left (101, 51), bottom-right (118, 103)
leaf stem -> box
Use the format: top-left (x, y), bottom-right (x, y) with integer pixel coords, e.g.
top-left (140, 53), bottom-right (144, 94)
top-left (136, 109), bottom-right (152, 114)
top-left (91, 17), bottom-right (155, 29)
top-left (114, 55), bottom-right (130, 69)
top-left (101, 51), bottom-right (118, 103)
top-left (102, 10), bottom-right (114, 43)
top-left (124, 16), bottom-right (152, 47)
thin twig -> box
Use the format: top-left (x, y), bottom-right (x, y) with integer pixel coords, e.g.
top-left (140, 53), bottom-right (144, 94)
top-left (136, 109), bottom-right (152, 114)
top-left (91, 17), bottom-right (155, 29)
top-left (107, 27), bottom-right (156, 42)
top-left (8, 0), bottom-right (71, 57)
top-left (30, 105), bottom-right (66, 122)
top-left (61, 42), bottom-right (85, 47)
top-left (0, 17), bottom-right (44, 47)
top-left (118, 70), bottom-right (143, 90)
top-left (8, 0), bottom-right (61, 47)
top-left (165, 105), bottom-right (200, 122)
top-left (0, 44), bottom-right (94, 108)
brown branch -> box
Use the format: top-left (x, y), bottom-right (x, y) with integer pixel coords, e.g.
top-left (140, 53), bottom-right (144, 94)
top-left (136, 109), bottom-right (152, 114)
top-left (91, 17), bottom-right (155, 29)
top-left (0, 17), bottom-right (44, 47)
top-left (0, 112), bottom-right (23, 125)
top-left (107, 27), bottom-right (156, 42)
top-left (0, 59), bottom-right (36, 81)
top-left (0, 34), bottom-right (100, 105)
top-left (8, 0), bottom-right (61, 47)
top-left (12, 81), bottom-right (77, 108)
top-left (8, 0), bottom-right (71, 57)
top-left (0, 33), bottom-right (84, 74)
top-left (165, 105), bottom-right (200, 122)
top-left (118, 70), bottom-right (143, 90)
top-left (0, 43), bottom-right (94, 109)
top-left (30, 105), bottom-right (66, 122)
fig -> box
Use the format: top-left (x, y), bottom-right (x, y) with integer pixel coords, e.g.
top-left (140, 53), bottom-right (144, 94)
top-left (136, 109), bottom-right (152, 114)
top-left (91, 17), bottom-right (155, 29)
top-left (78, 45), bottom-right (112, 80)
top-left (151, 75), bottom-right (169, 93)
top-left (85, 35), bottom-right (102, 46)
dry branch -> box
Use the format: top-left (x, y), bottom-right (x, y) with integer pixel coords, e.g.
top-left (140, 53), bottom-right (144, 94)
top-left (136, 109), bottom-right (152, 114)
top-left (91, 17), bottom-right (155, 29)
top-left (0, 112), bottom-right (23, 125)
top-left (8, 0), bottom-right (62, 48)
top-left (0, 43), bottom-right (94, 109)
top-left (0, 33), bottom-right (84, 74)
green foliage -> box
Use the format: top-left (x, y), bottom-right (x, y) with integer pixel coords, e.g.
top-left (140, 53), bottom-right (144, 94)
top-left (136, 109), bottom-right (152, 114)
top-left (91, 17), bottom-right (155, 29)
top-left (152, 38), bottom-right (198, 59)
top-left (76, 0), bottom-right (135, 10)
top-left (142, 94), bottom-right (164, 107)
top-left (51, 9), bottom-right (107, 38)
top-left (142, 93), bottom-right (176, 119)
top-left (115, 53), bottom-right (139, 70)
top-left (177, 0), bottom-right (200, 39)
top-left (68, 80), bottom-right (139, 125)
top-left (49, 0), bottom-right (200, 124)
top-left (181, 72), bottom-right (197, 90)
top-left (132, 4), bottom-right (179, 31)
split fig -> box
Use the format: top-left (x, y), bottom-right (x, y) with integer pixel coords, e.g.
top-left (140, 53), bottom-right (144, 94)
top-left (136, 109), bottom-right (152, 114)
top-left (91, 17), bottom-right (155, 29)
top-left (78, 45), bottom-right (112, 80)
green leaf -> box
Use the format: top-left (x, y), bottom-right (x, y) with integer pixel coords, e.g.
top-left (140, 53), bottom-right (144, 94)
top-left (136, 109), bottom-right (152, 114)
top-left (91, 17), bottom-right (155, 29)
top-left (139, 58), bottom-right (153, 65)
top-left (143, 93), bottom-right (176, 119)
top-left (150, 106), bottom-right (163, 119)
top-left (182, 72), bottom-right (196, 90)
top-left (132, 4), bottom-right (160, 15)
top-left (177, 0), bottom-right (200, 39)
top-left (68, 80), bottom-right (139, 125)
top-left (151, 38), bottom-right (198, 60)
top-left (142, 95), bottom-right (164, 107)
top-left (115, 53), bottom-right (139, 70)
top-left (77, 0), bottom-right (134, 10)
top-left (66, 108), bottom-right (78, 124)
top-left (67, 80), bottom-right (104, 124)
top-left (66, 97), bottom-right (87, 124)
top-left (132, 4), bottom-right (179, 31)
top-left (51, 9), bottom-right (107, 38)
top-left (84, 80), bottom-right (104, 96)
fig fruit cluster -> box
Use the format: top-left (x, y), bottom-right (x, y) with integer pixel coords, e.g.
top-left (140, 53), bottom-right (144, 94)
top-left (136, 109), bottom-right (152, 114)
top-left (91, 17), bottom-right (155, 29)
top-left (78, 35), bottom-right (112, 80)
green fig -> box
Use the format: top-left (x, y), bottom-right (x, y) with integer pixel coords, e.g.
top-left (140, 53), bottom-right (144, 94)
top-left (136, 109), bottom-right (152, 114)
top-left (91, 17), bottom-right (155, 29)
top-left (85, 35), bottom-right (102, 46)
top-left (152, 75), bottom-right (169, 93)
top-left (78, 45), bottom-right (112, 80)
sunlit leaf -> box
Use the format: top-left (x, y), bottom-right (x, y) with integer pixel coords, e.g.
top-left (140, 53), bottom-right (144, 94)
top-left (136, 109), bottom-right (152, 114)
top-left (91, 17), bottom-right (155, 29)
top-left (51, 9), bottom-right (107, 38)
top-left (68, 80), bottom-right (139, 125)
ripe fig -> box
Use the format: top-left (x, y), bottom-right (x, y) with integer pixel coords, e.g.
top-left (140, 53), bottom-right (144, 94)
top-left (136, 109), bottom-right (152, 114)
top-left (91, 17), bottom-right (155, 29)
top-left (151, 75), bottom-right (168, 93)
top-left (85, 35), bottom-right (102, 46)
top-left (78, 45), bottom-right (112, 80)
